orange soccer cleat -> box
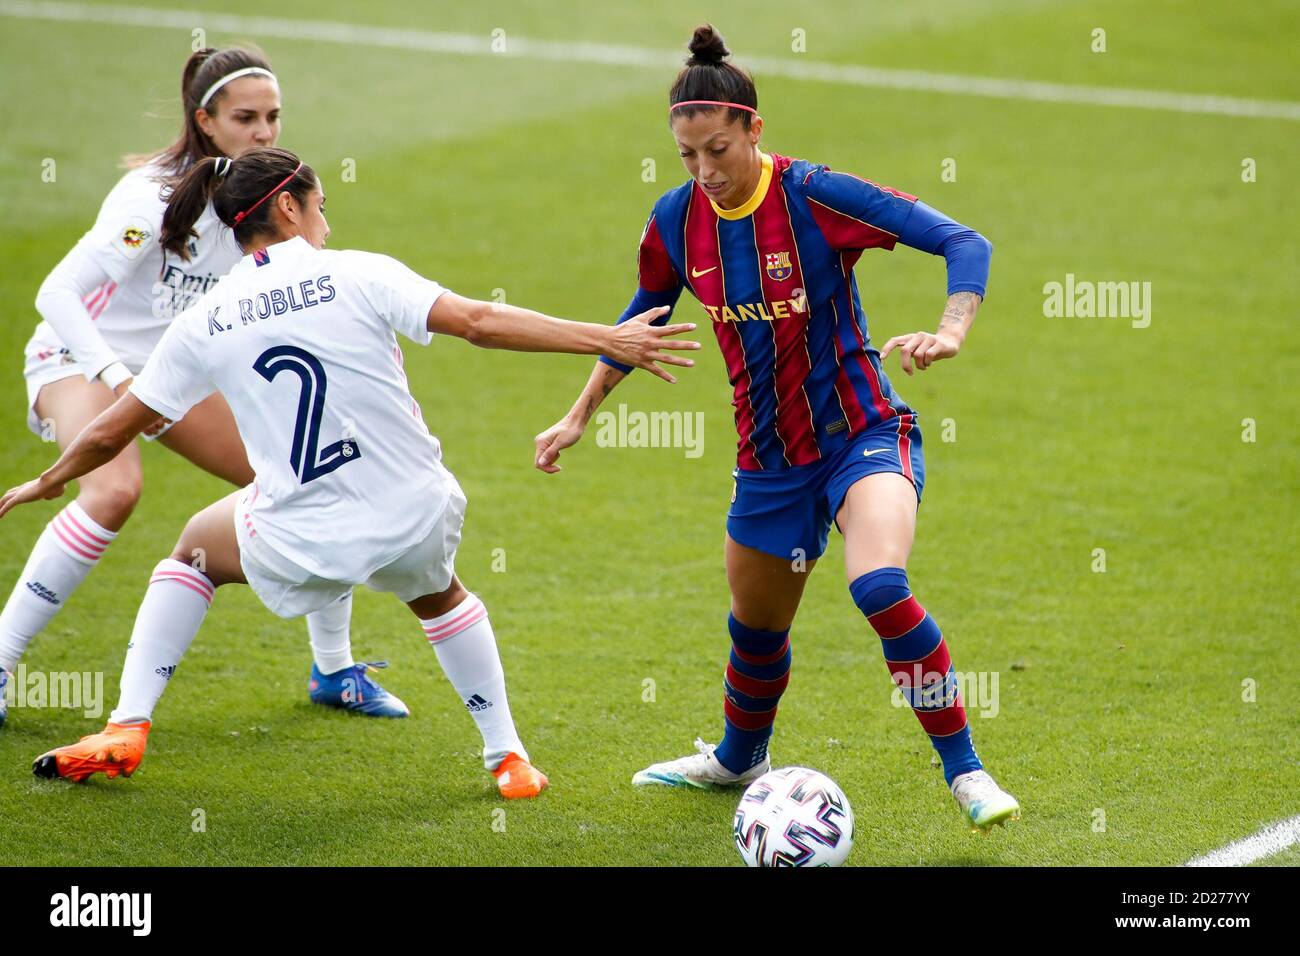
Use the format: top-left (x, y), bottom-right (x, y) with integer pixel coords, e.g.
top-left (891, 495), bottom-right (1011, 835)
top-left (32, 721), bottom-right (151, 783)
top-left (492, 752), bottom-right (549, 799)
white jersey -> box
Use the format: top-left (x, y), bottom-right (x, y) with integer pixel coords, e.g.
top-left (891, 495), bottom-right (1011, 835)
top-left (31, 158), bottom-right (241, 372)
top-left (129, 236), bottom-right (455, 583)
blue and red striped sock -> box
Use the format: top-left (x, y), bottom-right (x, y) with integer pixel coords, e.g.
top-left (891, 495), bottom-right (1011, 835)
top-left (713, 613), bottom-right (791, 774)
top-left (850, 567), bottom-right (982, 785)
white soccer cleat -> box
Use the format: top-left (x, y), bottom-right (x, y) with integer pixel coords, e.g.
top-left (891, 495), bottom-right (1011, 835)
top-left (950, 769), bottom-right (1021, 832)
top-left (631, 737), bottom-right (770, 790)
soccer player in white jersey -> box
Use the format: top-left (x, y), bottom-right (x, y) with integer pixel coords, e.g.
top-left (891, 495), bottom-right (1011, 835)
top-left (0, 146), bottom-right (699, 797)
top-left (0, 47), bottom-right (407, 729)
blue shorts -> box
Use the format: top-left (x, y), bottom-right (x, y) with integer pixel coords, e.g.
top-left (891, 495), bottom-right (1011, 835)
top-left (726, 413), bottom-right (924, 561)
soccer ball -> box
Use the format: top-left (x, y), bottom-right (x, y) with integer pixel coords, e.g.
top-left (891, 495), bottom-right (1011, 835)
top-left (733, 766), bottom-right (855, 867)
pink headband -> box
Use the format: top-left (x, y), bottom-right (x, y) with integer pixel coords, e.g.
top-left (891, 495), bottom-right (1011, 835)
top-left (670, 99), bottom-right (758, 115)
top-left (233, 161), bottom-right (305, 226)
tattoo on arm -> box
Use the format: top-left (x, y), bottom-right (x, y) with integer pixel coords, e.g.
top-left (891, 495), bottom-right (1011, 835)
top-left (940, 292), bottom-right (977, 330)
top-left (580, 380), bottom-right (616, 424)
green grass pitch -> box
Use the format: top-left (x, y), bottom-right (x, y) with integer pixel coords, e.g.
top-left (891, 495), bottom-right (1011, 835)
top-left (0, 0), bottom-right (1295, 865)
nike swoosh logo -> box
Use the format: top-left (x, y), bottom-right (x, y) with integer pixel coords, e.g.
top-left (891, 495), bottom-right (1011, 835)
top-left (862, 448), bottom-right (890, 457)
top-left (691, 266), bottom-right (718, 278)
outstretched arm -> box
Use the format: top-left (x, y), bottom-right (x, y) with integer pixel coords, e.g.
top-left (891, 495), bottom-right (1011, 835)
top-left (427, 292), bottom-right (697, 379)
top-left (531, 208), bottom-right (688, 473)
top-left (532, 283), bottom-right (683, 474)
top-left (0, 393), bottom-right (160, 518)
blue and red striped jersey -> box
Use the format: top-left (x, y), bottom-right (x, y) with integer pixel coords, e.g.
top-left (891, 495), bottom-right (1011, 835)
top-left (601, 152), bottom-right (991, 472)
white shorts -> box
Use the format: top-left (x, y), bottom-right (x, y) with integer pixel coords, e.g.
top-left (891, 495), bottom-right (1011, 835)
top-left (23, 337), bottom-right (82, 437)
top-left (233, 482), bottom-right (468, 619)
top-left (23, 331), bottom-right (174, 441)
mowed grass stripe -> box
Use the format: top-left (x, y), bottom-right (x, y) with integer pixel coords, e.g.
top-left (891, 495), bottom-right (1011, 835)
top-left (3, 0), bottom-right (1300, 120)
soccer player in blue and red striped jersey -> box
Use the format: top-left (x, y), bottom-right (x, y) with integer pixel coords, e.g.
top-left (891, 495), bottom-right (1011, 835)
top-left (534, 25), bottom-right (1020, 831)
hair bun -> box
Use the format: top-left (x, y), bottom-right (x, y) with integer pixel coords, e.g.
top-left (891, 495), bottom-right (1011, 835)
top-left (687, 24), bottom-right (729, 66)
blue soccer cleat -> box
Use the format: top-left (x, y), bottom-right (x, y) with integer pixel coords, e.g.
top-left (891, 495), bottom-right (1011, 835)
top-left (309, 660), bottom-right (409, 718)
top-left (0, 669), bottom-right (9, 730)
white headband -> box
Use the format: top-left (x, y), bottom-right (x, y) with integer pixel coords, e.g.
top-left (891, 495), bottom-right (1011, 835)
top-left (198, 66), bottom-right (277, 108)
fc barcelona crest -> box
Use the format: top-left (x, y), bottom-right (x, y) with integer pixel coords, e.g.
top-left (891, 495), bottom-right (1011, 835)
top-left (765, 250), bottom-right (793, 281)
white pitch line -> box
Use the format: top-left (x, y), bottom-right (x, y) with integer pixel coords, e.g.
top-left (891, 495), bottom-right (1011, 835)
top-left (1185, 814), bottom-right (1300, 867)
top-left (3, 0), bottom-right (1300, 122)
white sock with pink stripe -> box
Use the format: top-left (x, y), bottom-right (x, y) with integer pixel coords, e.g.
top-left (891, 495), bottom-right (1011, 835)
top-left (0, 501), bottom-right (117, 673)
top-left (110, 559), bottom-right (215, 724)
top-left (421, 593), bottom-right (526, 770)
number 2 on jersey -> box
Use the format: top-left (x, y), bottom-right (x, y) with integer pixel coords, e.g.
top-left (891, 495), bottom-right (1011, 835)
top-left (253, 345), bottom-right (361, 484)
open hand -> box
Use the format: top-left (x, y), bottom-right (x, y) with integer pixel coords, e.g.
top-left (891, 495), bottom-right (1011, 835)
top-left (0, 477), bottom-right (66, 520)
top-left (604, 306), bottom-right (701, 384)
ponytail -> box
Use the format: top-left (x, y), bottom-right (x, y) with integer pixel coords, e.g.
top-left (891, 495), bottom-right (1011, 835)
top-left (159, 157), bottom-right (224, 260)
top-left (160, 147), bottom-right (316, 260)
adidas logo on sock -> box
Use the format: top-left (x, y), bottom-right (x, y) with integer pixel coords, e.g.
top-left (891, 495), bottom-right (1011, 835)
top-left (465, 694), bottom-right (492, 712)
top-left (155, 665), bottom-right (177, 679)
